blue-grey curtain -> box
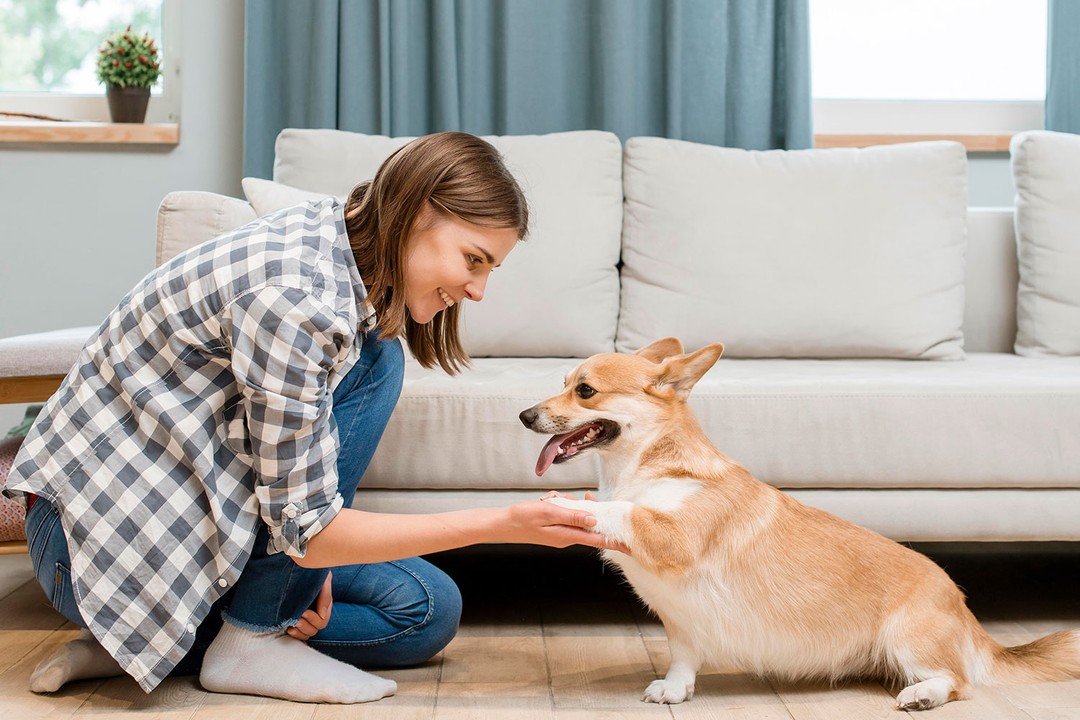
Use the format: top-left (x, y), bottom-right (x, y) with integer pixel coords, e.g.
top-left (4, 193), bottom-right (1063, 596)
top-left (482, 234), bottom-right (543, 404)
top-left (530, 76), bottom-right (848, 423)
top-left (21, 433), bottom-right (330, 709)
top-left (244, 0), bottom-right (812, 179)
top-left (1047, 0), bottom-right (1080, 133)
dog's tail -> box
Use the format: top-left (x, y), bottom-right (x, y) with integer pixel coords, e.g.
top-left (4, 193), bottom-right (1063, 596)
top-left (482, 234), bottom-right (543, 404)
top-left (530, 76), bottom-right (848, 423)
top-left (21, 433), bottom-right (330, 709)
top-left (986, 629), bottom-right (1080, 684)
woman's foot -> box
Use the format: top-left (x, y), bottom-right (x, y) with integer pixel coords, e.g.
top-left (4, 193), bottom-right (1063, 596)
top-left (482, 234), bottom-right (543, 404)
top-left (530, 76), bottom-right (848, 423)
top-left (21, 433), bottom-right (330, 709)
top-left (199, 621), bottom-right (396, 703)
top-left (29, 628), bottom-right (125, 692)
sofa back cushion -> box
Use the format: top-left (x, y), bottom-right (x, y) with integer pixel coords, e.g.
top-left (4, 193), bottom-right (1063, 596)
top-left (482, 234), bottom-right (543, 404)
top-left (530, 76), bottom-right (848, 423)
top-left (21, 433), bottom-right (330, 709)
top-left (1011, 130), bottom-right (1080, 357)
top-left (963, 208), bottom-right (1018, 353)
top-left (617, 138), bottom-right (969, 359)
top-left (275, 129), bottom-right (624, 357)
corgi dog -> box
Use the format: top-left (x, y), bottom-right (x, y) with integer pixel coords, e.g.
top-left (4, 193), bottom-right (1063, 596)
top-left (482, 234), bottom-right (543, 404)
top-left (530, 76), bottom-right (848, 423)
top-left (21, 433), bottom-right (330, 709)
top-left (519, 337), bottom-right (1080, 710)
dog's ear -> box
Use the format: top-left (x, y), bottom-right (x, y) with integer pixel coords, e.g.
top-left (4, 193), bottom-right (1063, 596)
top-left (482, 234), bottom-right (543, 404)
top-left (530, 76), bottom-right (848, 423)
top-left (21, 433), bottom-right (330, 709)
top-left (635, 337), bottom-right (684, 363)
top-left (653, 343), bottom-right (725, 399)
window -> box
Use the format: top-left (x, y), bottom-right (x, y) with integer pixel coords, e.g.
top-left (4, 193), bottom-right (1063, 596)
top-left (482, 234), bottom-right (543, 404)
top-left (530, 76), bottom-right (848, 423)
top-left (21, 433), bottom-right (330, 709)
top-left (0, 0), bottom-right (179, 123)
top-left (810, 0), bottom-right (1047, 135)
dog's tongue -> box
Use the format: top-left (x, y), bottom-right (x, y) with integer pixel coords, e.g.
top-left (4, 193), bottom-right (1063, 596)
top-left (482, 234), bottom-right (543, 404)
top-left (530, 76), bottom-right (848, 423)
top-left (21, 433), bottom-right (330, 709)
top-left (535, 431), bottom-right (574, 477)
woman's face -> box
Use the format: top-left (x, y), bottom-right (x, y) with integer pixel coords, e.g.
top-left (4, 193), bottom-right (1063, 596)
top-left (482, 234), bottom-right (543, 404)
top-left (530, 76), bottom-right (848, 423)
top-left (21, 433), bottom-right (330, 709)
top-left (403, 203), bottom-right (520, 324)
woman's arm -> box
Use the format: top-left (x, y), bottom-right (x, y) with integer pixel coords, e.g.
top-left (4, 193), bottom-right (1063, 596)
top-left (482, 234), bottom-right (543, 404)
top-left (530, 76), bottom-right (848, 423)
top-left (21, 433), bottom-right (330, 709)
top-left (292, 500), bottom-right (618, 568)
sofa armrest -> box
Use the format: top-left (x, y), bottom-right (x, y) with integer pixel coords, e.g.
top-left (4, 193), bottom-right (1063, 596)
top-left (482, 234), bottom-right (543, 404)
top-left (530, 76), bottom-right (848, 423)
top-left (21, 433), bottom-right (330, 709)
top-left (156, 191), bottom-right (257, 266)
top-left (0, 326), bottom-right (96, 403)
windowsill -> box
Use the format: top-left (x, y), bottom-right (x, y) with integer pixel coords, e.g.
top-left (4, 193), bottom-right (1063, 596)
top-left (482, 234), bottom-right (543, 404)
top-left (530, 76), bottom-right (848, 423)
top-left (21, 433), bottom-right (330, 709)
top-left (0, 120), bottom-right (179, 145)
top-left (815, 133), bottom-right (1013, 152)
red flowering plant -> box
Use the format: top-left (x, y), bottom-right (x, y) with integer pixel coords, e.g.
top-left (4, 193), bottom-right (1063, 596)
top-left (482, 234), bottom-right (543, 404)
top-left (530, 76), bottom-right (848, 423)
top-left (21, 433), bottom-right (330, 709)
top-left (95, 26), bottom-right (161, 89)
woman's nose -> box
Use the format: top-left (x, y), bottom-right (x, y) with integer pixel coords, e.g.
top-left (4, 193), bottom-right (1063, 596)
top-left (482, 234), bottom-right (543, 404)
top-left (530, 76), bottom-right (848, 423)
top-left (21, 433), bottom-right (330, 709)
top-left (464, 275), bottom-right (488, 302)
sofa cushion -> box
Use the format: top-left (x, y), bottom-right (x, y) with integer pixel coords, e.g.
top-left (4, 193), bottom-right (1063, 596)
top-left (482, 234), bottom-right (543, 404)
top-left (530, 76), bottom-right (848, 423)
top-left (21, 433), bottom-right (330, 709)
top-left (241, 177), bottom-right (340, 217)
top-left (274, 129), bottom-right (624, 358)
top-left (363, 353), bottom-right (1080, 493)
top-left (617, 138), bottom-right (968, 359)
top-left (156, 191), bottom-right (258, 266)
top-left (1011, 130), bottom-right (1080, 356)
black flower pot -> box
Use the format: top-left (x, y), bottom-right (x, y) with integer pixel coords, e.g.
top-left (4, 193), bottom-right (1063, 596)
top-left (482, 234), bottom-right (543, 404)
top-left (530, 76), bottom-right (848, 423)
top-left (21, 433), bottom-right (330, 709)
top-left (106, 85), bottom-right (151, 123)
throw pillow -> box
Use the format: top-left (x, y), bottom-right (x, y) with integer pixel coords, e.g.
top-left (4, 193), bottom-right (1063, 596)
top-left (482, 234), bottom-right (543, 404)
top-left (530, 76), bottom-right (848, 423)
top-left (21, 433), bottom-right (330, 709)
top-left (617, 137), bottom-right (968, 359)
top-left (1010, 130), bottom-right (1080, 356)
top-left (241, 177), bottom-right (341, 218)
top-left (272, 129), bottom-right (625, 358)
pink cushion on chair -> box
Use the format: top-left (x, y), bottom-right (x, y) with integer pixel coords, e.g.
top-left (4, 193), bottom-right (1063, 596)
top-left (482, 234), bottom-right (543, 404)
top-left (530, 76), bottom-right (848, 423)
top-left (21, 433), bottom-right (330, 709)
top-left (0, 436), bottom-right (26, 542)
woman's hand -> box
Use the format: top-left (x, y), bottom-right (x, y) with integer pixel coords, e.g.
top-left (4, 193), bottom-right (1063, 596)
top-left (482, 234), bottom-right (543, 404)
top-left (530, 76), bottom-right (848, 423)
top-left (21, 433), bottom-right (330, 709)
top-left (497, 493), bottom-right (629, 553)
top-left (287, 571), bottom-right (333, 641)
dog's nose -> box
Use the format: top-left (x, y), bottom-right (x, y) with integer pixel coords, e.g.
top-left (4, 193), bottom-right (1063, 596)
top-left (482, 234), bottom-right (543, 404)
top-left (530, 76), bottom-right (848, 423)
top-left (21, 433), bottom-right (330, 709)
top-left (519, 407), bottom-right (538, 428)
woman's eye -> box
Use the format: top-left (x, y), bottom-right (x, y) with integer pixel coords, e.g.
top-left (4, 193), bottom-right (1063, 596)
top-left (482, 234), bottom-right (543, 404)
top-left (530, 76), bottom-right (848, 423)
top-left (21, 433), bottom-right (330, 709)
top-left (575, 383), bottom-right (597, 399)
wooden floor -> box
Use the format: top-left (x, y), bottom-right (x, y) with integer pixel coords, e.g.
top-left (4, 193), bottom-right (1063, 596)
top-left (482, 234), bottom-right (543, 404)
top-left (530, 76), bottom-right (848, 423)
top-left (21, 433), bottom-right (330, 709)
top-left (2, 543), bottom-right (1080, 719)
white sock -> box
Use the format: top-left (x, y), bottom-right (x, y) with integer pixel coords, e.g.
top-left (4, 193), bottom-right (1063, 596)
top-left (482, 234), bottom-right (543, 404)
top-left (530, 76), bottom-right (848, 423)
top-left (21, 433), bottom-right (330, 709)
top-left (29, 628), bottom-right (125, 693)
top-left (199, 621), bottom-right (396, 704)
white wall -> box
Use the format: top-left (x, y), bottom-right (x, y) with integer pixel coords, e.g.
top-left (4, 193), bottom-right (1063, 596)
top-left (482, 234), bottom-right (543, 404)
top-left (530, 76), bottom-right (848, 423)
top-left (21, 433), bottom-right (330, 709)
top-left (0, 3), bottom-right (1023, 432)
top-left (0, 0), bottom-right (244, 430)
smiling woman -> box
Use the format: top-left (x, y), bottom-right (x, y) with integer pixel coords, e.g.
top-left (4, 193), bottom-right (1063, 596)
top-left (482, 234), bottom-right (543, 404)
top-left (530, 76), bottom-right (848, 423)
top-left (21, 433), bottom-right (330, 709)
top-left (344, 131), bottom-right (530, 373)
top-left (402, 203), bottom-right (519, 326)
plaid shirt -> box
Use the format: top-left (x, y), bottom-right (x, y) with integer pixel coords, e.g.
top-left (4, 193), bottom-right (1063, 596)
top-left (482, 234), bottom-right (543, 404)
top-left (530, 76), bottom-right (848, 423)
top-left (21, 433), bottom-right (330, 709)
top-left (8, 199), bottom-right (376, 691)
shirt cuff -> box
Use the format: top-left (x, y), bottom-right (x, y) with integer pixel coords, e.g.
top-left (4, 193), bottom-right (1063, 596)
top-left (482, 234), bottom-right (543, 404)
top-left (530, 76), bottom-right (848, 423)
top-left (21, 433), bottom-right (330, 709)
top-left (263, 492), bottom-right (345, 558)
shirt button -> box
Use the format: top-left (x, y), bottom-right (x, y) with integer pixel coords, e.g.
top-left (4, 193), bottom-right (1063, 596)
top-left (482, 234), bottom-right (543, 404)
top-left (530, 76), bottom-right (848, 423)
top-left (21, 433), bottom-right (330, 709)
top-left (218, 579), bottom-right (228, 588)
top-left (187, 623), bottom-right (196, 634)
top-left (284, 506), bottom-right (298, 519)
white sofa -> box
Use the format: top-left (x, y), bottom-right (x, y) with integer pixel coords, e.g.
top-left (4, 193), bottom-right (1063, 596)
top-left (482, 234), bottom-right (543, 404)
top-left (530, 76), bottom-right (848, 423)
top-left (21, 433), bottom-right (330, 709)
top-left (3, 129), bottom-right (1079, 543)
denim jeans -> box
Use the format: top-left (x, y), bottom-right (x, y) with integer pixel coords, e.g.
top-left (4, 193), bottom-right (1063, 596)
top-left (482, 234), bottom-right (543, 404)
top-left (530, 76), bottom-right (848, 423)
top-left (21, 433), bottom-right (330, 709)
top-left (26, 333), bottom-right (462, 675)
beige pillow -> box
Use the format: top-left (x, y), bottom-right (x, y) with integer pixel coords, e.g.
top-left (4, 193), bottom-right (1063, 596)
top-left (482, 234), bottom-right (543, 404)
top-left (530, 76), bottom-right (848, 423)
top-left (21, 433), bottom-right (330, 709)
top-left (617, 138), bottom-right (968, 359)
top-left (1011, 130), bottom-right (1080, 356)
top-left (241, 177), bottom-right (340, 217)
top-left (272, 129), bottom-right (624, 358)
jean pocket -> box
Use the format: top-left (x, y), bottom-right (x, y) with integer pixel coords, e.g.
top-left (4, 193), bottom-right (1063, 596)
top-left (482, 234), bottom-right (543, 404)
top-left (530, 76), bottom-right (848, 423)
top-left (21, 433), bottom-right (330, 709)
top-left (26, 501), bottom-right (59, 570)
top-left (51, 561), bottom-right (72, 612)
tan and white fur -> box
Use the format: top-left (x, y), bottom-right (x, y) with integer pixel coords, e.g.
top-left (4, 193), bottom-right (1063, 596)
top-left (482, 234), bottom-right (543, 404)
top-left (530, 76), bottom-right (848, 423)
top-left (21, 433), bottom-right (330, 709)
top-left (519, 338), bottom-right (1080, 710)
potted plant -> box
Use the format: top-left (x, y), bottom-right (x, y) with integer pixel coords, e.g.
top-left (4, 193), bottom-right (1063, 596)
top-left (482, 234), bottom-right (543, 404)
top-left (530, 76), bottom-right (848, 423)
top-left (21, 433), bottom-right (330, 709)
top-left (96, 26), bottom-right (162, 123)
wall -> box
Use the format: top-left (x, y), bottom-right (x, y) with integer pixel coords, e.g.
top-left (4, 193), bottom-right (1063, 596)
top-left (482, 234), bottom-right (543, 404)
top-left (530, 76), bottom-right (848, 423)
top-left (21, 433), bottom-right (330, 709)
top-left (0, 0), bottom-right (245, 430)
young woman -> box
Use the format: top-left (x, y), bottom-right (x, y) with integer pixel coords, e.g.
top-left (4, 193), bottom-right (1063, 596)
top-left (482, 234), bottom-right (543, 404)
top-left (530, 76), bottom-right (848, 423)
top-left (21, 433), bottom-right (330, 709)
top-left (9, 132), bottom-right (618, 704)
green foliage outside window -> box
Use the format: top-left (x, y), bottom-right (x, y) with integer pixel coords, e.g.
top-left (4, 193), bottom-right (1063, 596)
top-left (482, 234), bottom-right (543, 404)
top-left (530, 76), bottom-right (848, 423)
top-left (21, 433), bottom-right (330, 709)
top-left (0, 0), bottom-right (161, 93)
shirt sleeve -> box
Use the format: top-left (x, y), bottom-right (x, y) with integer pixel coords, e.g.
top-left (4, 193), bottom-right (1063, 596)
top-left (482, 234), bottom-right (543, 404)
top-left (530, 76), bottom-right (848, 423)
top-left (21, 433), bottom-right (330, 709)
top-left (224, 283), bottom-right (353, 558)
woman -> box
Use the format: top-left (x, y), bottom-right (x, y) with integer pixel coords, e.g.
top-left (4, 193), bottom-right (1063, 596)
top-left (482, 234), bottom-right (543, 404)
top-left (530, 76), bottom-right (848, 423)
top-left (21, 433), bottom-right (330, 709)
top-left (9, 132), bottom-right (618, 704)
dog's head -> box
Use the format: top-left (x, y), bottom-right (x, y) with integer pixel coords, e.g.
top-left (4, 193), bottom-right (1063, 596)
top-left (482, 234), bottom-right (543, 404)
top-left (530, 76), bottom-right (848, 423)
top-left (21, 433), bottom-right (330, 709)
top-left (520, 337), bottom-right (724, 476)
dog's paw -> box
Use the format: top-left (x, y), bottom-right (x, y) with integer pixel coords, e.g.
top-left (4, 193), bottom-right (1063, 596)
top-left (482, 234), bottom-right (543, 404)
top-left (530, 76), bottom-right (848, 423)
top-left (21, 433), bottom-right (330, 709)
top-left (642, 678), bottom-right (694, 704)
top-left (541, 496), bottom-right (590, 511)
top-left (896, 678), bottom-right (952, 711)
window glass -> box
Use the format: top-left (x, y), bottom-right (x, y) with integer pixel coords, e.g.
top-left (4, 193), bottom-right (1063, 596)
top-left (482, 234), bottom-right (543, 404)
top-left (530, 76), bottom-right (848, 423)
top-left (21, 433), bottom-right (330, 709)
top-left (0, 0), bottom-right (163, 95)
top-left (810, 0), bottom-right (1047, 101)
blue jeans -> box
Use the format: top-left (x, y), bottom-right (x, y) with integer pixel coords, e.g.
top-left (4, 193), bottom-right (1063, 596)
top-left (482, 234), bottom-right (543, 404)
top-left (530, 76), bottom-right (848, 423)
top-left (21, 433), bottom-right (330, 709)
top-left (26, 333), bottom-right (461, 674)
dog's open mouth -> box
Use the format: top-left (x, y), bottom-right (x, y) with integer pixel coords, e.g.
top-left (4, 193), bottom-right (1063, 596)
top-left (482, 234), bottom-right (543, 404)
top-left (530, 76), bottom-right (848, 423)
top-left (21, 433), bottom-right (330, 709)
top-left (535, 420), bottom-right (619, 476)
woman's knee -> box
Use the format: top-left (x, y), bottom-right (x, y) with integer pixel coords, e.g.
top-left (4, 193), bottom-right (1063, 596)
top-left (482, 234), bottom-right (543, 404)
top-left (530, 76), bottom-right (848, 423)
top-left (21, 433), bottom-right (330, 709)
top-left (368, 559), bottom-right (461, 665)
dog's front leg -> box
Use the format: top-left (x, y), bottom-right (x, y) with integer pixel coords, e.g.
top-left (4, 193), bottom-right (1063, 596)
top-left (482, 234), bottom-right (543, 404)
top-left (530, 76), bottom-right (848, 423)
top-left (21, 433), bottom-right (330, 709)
top-left (542, 496), bottom-right (633, 546)
top-left (643, 631), bottom-right (700, 704)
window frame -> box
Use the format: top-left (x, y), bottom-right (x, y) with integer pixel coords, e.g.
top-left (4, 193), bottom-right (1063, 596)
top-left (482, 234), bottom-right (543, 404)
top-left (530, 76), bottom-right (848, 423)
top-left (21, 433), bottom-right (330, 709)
top-left (0, 0), bottom-right (181, 124)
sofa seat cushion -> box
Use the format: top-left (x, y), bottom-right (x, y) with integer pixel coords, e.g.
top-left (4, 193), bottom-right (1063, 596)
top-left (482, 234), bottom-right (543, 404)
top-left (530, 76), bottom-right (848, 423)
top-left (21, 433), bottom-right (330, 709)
top-left (364, 352), bottom-right (1080, 492)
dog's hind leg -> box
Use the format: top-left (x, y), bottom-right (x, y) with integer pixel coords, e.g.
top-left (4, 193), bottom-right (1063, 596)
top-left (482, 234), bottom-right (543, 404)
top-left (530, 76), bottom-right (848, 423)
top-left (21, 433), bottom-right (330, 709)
top-left (644, 631), bottom-right (701, 705)
top-left (885, 610), bottom-right (974, 711)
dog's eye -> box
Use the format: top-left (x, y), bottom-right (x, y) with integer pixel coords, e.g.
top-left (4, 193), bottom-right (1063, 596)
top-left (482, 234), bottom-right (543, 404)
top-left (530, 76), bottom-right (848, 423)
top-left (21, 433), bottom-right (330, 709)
top-left (575, 383), bottom-right (597, 399)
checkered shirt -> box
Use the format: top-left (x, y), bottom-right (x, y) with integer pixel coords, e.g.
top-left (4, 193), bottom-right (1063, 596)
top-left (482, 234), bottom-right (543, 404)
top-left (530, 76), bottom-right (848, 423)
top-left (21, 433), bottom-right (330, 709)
top-left (7, 199), bottom-right (376, 691)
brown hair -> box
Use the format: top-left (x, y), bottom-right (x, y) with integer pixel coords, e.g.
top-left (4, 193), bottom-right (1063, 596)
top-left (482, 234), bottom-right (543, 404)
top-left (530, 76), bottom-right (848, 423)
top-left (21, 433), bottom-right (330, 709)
top-left (343, 132), bottom-right (528, 374)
